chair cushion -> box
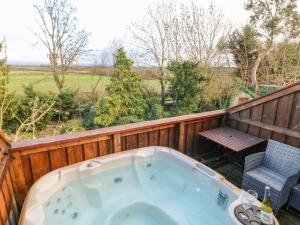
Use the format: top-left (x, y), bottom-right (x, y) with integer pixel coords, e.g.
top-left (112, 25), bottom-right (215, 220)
top-left (246, 166), bottom-right (286, 191)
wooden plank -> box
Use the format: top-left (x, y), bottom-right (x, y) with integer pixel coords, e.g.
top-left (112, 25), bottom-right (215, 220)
top-left (113, 134), bottom-right (121, 153)
top-left (149, 130), bottom-right (159, 146)
top-left (168, 127), bottom-right (176, 149)
top-left (5, 172), bottom-right (18, 221)
top-left (178, 122), bottom-right (185, 153)
top-left (193, 122), bottom-right (203, 156)
top-left (227, 112), bottom-right (238, 129)
top-left (209, 119), bottom-right (220, 129)
top-left (137, 133), bottom-right (148, 148)
top-left (9, 152), bottom-right (28, 209)
top-left (159, 128), bottom-right (169, 147)
top-left (229, 82), bottom-right (300, 113)
top-left (120, 124), bottom-right (174, 137)
top-left (49, 148), bottom-right (68, 170)
top-left (0, 190), bottom-right (8, 225)
top-left (125, 135), bottom-right (138, 150)
top-left (29, 152), bottom-right (51, 182)
top-left (99, 139), bottom-right (111, 156)
top-left (18, 136), bottom-right (110, 156)
top-left (202, 121), bottom-right (210, 130)
top-left (20, 156), bottom-right (33, 188)
top-left (121, 136), bottom-right (126, 151)
top-left (1, 180), bottom-right (11, 224)
top-left (185, 124), bottom-right (195, 156)
top-left (238, 109), bottom-right (251, 132)
top-left (248, 104), bottom-right (263, 136)
top-left (0, 157), bottom-right (9, 188)
top-left (259, 99), bottom-right (278, 139)
top-left (83, 142), bottom-right (99, 160)
top-left (272, 94), bottom-right (294, 142)
top-left (229, 115), bottom-right (300, 139)
top-left (286, 91), bottom-right (300, 148)
top-left (66, 145), bottom-right (84, 165)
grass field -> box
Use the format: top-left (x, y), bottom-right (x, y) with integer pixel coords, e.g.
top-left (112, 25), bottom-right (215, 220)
top-left (8, 69), bottom-right (161, 95)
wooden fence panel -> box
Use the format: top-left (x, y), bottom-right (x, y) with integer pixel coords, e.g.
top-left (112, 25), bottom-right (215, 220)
top-left (0, 156), bottom-right (18, 225)
top-left (228, 82), bottom-right (300, 148)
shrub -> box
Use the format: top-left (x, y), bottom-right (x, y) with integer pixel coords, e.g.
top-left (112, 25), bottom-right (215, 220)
top-left (94, 48), bottom-right (148, 127)
top-left (54, 88), bottom-right (80, 121)
top-left (199, 75), bottom-right (237, 111)
top-left (60, 119), bottom-right (85, 134)
top-left (13, 84), bottom-right (54, 132)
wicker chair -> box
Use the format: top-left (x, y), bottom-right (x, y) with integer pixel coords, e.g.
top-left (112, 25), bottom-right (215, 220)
top-left (242, 139), bottom-right (300, 214)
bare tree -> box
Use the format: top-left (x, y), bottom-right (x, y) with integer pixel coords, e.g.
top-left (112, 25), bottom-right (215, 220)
top-left (13, 96), bottom-right (56, 141)
top-left (245, 0), bottom-right (299, 91)
top-left (180, 3), bottom-right (230, 69)
top-left (131, 2), bottom-right (176, 105)
top-left (33, 0), bottom-right (89, 90)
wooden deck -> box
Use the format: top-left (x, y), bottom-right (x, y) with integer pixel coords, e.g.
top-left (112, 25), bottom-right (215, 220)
top-left (209, 160), bottom-right (300, 225)
top-left (0, 81), bottom-right (299, 225)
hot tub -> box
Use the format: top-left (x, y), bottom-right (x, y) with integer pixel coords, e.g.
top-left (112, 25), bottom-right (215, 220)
top-left (19, 146), bottom-right (278, 225)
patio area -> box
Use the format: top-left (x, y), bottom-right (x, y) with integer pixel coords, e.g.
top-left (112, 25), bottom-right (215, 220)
top-left (210, 160), bottom-right (300, 225)
top-left (0, 81), bottom-right (299, 225)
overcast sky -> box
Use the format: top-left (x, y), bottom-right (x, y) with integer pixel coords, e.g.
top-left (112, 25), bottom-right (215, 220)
top-left (1, 0), bottom-right (253, 65)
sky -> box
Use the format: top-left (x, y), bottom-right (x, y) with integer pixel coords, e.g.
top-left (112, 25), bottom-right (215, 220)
top-left (0, 0), bottom-right (250, 65)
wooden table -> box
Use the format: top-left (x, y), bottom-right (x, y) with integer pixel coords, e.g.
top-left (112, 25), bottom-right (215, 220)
top-left (198, 127), bottom-right (264, 152)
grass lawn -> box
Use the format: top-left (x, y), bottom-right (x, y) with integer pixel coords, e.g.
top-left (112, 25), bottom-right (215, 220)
top-left (8, 73), bottom-right (161, 95)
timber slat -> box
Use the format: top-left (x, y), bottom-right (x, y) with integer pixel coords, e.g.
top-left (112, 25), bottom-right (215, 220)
top-left (159, 128), bottom-right (169, 147)
top-left (286, 91), bottom-right (300, 147)
top-left (49, 148), bottom-right (68, 170)
top-left (259, 99), bottom-right (278, 139)
top-left (228, 115), bottom-right (300, 140)
top-left (67, 145), bottom-right (84, 165)
top-left (137, 133), bottom-right (148, 148)
top-left (83, 142), bottom-right (99, 160)
top-left (272, 94), bottom-right (295, 142)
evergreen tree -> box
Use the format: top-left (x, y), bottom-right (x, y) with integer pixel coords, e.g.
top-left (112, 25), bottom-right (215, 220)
top-left (94, 48), bottom-right (147, 127)
top-left (227, 25), bottom-right (260, 84)
top-left (168, 61), bottom-right (205, 114)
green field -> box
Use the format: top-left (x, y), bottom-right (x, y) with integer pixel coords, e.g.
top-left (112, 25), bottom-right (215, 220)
top-left (8, 72), bottom-right (160, 95)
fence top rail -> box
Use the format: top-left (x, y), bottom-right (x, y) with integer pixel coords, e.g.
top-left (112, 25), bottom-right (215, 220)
top-left (10, 110), bottom-right (225, 152)
top-left (228, 81), bottom-right (300, 113)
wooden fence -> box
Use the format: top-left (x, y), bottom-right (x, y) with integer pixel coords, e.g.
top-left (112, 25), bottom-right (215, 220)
top-left (227, 82), bottom-right (300, 148)
top-left (7, 110), bottom-right (225, 210)
top-left (0, 133), bottom-right (18, 225)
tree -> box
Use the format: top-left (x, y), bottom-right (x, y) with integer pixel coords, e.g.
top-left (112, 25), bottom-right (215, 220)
top-left (12, 85), bottom-right (56, 141)
top-left (33, 0), bottom-right (89, 90)
top-left (180, 3), bottom-right (230, 68)
top-left (227, 25), bottom-right (260, 83)
top-left (131, 2), bottom-right (176, 105)
top-left (94, 48), bottom-right (148, 127)
top-left (0, 40), bottom-right (15, 130)
top-left (168, 61), bottom-right (205, 113)
top-left (245, 0), bottom-right (299, 91)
